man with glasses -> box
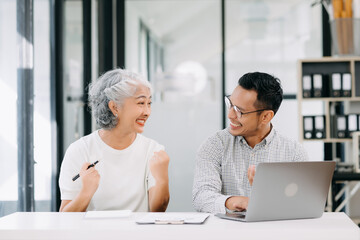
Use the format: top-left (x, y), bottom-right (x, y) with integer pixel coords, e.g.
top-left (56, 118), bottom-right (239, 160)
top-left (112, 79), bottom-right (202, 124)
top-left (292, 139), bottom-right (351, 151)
top-left (192, 72), bottom-right (308, 214)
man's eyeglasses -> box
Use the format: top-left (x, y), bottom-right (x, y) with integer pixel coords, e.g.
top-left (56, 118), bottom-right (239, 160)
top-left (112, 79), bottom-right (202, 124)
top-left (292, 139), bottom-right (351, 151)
top-left (224, 95), bottom-right (267, 119)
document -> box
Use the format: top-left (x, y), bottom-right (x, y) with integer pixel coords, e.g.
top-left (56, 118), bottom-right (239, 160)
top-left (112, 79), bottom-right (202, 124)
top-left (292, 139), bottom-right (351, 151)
top-left (85, 210), bottom-right (132, 219)
top-left (136, 212), bottom-right (210, 224)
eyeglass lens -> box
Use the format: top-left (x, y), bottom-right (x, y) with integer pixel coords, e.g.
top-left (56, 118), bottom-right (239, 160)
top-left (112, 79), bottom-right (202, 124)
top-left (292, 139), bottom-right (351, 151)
top-left (225, 96), bottom-right (241, 118)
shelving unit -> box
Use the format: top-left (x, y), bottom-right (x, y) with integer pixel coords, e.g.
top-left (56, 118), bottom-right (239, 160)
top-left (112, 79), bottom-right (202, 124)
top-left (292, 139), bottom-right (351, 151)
top-left (298, 57), bottom-right (360, 143)
top-left (298, 57), bottom-right (360, 213)
top-left (353, 132), bottom-right (360, 173)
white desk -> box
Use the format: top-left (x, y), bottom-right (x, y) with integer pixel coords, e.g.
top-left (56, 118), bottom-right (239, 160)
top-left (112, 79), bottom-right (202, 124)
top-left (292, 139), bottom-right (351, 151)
top-left (0, 212), bottom-right (359, 240)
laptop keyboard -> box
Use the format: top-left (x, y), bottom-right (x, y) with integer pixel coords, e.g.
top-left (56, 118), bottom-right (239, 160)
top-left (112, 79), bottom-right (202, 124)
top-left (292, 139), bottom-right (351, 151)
top-left (225, 211), bottom-right (246, 218)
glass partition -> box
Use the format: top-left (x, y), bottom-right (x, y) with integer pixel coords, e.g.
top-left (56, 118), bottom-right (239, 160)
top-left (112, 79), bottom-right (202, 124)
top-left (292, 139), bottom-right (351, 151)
top-left (63, 0), bottom-right (84, 150)
top-left (126, 0), bottom-right (222, 211)
top-left (34, 0), bottom-right (52, 212)
top-left (0, 0), bottom-right (53, 216)
top-left (0, 0), bottom-right (18, 216)
top-left (225, 0), bottom-right (323, 159)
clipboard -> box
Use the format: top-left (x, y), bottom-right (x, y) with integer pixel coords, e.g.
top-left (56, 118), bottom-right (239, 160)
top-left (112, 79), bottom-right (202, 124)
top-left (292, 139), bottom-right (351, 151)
top-left (136, 213), bottom-right (210, 225)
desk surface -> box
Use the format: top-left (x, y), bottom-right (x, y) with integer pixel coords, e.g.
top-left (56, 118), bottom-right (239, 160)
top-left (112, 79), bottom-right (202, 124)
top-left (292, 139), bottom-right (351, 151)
top-left (0, 212), bottom-right (359, 240)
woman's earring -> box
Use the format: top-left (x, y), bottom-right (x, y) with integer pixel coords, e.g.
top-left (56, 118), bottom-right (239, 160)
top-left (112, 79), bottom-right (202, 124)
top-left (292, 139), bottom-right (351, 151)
top-left (115, 114), bottom-right (118, 118)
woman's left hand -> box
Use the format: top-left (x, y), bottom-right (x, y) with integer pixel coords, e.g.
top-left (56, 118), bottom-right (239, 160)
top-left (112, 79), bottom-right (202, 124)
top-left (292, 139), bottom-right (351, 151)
top-left (149, 150), bottom-right (170, 183)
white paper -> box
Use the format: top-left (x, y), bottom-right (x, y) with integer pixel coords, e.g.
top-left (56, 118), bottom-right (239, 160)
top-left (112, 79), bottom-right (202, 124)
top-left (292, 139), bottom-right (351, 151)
top-left (136, 212), bottom-right (210, 224)
top-left (85, 210), bottom-right (132, 219)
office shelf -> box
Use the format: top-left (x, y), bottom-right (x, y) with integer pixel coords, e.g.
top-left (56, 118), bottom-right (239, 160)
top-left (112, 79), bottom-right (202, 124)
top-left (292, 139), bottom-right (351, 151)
top-left (301, 97), bottom-right (360, 102)
top-left (298, 57), bottom-right (360, 213)
top-left (298, 57), bottom-right (360, 143)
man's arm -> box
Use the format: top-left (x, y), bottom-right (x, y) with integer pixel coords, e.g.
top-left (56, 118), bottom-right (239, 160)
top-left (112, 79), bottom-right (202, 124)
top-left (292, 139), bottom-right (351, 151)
top-left (223, 165), bottom-right (255, 212)
top-left (192, 134), bottom-right (232, 214)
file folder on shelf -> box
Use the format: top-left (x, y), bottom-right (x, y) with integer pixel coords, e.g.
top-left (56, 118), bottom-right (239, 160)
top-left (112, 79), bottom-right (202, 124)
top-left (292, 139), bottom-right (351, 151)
top-left (333, 115), bottom-right (347, 138)
top-left (331, 73), bottom-right (342, 97)
top-left (303, 116), bottom-right (314, 139)
top-left (342, 73), bottom-right (352, 97)
top-left (302, 75), bottom-right (312, 98)
top-left (314, 115), bottom-right (326, 139)
top-left (313, 74), bottom-right (323, 97)
top-left (347, 114), bottom-right (358, 137)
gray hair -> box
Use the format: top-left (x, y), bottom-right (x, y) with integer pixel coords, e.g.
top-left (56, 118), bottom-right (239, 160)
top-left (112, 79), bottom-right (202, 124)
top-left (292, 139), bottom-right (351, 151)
top-left (88, 68), bottom-right (152, 129)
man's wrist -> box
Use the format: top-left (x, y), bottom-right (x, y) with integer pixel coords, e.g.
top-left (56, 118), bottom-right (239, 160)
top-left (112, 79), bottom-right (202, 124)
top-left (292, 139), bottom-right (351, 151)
top-left (214, 195), bottom-right (232, 214)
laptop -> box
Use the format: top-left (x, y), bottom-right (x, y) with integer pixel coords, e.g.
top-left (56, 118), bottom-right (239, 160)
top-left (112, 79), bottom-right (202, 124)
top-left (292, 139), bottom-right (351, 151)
top-left (215, 161), bottom-right (335, 222)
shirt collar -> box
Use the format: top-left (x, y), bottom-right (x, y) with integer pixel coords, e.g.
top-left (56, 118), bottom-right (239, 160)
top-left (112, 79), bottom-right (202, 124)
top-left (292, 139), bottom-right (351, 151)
top-left (235, 124), bottom-right (276, 147)
top-left (263, 125), bottom-right (275, 145)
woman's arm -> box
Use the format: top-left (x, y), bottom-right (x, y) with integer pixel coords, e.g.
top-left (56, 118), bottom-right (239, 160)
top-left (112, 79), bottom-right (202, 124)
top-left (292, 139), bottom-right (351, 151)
top-left (148, 150), bottom-right (170, 212)
top-left (59, 163), bottom-right (100, 212)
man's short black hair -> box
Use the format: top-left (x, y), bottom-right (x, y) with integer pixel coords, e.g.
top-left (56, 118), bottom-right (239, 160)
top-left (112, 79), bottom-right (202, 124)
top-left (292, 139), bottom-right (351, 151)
top-left (238, 72), bottom-right (283, 115)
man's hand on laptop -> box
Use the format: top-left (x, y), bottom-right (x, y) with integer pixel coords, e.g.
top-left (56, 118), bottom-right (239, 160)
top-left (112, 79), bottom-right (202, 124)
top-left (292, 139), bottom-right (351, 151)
top-left (247, 165), bottom-right (256, 186)
top-left (225, 196), bottom-right (249, 212)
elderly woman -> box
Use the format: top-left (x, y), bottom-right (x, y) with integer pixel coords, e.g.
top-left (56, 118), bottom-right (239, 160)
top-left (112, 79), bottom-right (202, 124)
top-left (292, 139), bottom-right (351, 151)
top-left (59, 68), bottom-right (170, 212)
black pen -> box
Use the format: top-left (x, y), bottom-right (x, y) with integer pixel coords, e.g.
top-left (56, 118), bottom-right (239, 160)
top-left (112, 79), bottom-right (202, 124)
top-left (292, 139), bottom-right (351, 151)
top-left (72, 160), bottom-right (99, 181)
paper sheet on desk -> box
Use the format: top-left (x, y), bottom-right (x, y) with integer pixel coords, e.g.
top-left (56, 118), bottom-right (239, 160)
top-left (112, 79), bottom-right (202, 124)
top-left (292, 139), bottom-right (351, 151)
top-left (136, 212), bottom-right (210, 224)
top-left (85, 210), bottom-right (132, 219)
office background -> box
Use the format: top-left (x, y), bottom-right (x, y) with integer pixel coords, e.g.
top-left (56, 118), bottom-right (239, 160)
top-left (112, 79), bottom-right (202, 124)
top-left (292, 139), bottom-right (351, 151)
top-left (0, 0), bottom-right (359, 221)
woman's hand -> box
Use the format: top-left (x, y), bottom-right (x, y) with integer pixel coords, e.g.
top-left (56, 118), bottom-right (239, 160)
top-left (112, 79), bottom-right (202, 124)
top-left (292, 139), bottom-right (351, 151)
top-left (59, 162), bottom-right (100, 212)
top-left (148, 150), bottom-right (170, 212)
top-left (149, 150), bottom-right (170, 183)
top-left (80, 162), bottom-right (100, 197)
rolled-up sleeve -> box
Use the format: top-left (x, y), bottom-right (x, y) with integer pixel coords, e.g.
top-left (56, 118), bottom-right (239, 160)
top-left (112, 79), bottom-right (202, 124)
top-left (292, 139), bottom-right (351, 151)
top-left (192, 134), bottom-right (231, 214)
top-left (59, 143), bottom-right (84, 200)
